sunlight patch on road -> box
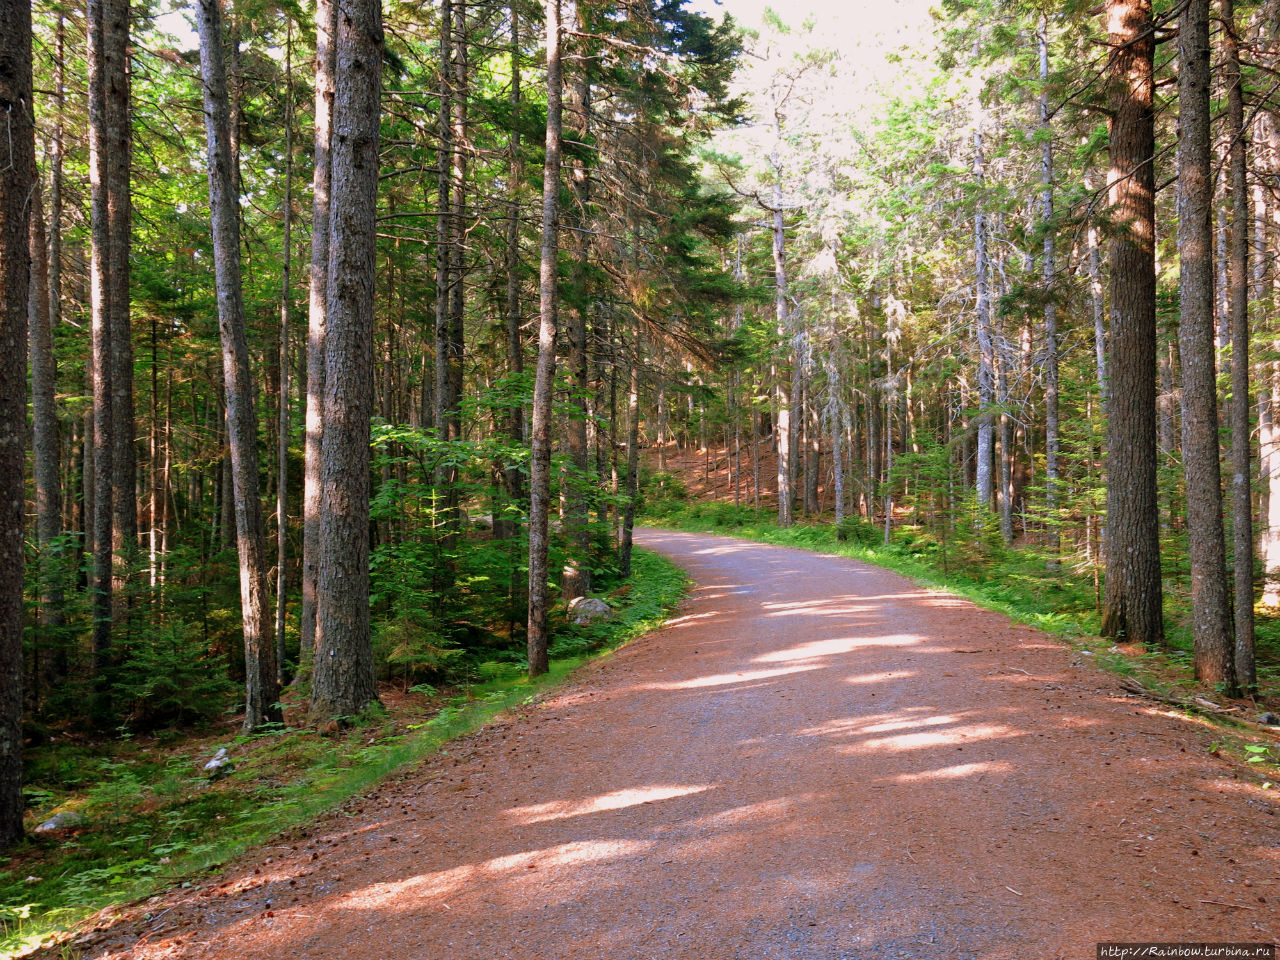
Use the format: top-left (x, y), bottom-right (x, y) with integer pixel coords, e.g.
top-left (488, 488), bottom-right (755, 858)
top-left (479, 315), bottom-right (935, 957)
top-left (859, 723), bottom-right (1018, 752)
top-left (637, 664), bottom-right (819, 690)
top-left (842, 669), bottom-right (916, 685)
top-left (504, 785), bottom-right (713, 824)
top-left (888, 761), bottom-right (1011, 782)
top-left (337, 839), bottom-right (653, 908)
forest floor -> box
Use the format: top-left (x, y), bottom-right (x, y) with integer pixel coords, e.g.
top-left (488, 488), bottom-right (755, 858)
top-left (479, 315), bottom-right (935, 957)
top-left (42, 528), bottom-right (1280, 959)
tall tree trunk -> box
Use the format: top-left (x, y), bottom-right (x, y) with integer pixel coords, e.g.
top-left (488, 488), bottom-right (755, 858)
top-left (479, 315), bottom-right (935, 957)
top-left (1223, 0), bottom-right (1254, 692)
top-left (501, 1), bottom-right (525, 541)
top-left (276, 21), bottom-right (295, 687)
top-left (1100, 0), bottom-right (1164, 647)
top-left (973, 127), bottom-right (996, 518)
top-left (196, 0), bottom-right (282, 732)
top-left (561, 19), bottom-right (592, 603)
top-left (1039, 18), bottom-right (1060, 556)
top-left (527, 0), bottom-right (563, 678)
top-left (301, 0), bottom-right (336, 674)
top-left (620, 333), bottom-right (640, 578)
top-left (309, 0), bottom-right (383, 721)
top-left (105, 0), bottom-right (135, 585)
top-left (771, 181), bottom-right (792, 527)
top-left (87, 0), bottom-right (116, 716)
top-left (29, 179), bottom-right (64, 643)
top-left (1176, 0), bottom-right (1234, 689)
top-left (434, 0), bottom-right (460, 535)
top-left (0, 0), bottom-right (33, 848)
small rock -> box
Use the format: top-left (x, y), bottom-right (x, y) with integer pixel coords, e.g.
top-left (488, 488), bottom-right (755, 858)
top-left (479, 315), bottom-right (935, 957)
top-left (35, 810), bottom-right (85, 834)
top-left (1257, 712), bottom-right (1280, 726)
top-left (204, 748), bottom-right (234, 781)
top-left (568, 596), bottom-right (613, 626)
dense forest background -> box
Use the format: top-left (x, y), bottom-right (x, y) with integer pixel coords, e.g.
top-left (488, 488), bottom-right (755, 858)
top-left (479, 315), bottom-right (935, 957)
top-left (2, 0), bottom-right (1280, 877)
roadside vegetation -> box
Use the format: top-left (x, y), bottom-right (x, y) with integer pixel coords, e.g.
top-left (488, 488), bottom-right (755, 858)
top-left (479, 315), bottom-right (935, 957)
top-left (0, 550), bottom-right (686, 958)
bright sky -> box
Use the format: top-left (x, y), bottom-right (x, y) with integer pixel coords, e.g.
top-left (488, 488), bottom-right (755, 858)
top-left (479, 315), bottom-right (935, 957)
top-left (686, 0), bottom-right (936, 58)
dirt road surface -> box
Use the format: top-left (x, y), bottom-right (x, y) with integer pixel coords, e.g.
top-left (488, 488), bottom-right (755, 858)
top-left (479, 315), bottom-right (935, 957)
top-left (67, 530), bottom-right (1279, 959)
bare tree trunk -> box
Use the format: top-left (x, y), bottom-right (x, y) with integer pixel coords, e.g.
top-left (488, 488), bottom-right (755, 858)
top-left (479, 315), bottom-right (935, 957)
top-left (501, 1), bottom-right (525, 539)
top-left (310, 0), bottom-right (383, 720)
top-left (0, 0), bottom-right (33, 847)
top-left (771, 189), bottom-right (792, 527)
top-left (527, 0), bottom-right (563, 678)
top-left (1223, 0), bottom-right (1254, 691)
top-left (620, 334), bottom-right (640, 577)
top-left (276, 22), bottom-right (294, 687)
top-left (196, 0), bottom-right (281, 731)
top-left (1175, 0), bottom-right (1233, 688)
top-left (562, 22), bottom-right (592, 602)
top-left (301, 0), bottom-right (336, 676)
top-left (105, 0), bottom-right (135, 586)
top-left (1100, 0), bottom-right (1163, 647)
top-left (434, 0), bottom-right (460, 534)
top-left (29, 178), bottom-right (64, 641)
top-left (973, 126), bottom-right (996, 517)
top-left (1039, 18), bottom-right (1060, 556)
top-left (87, 0), bottom-right (116, 716)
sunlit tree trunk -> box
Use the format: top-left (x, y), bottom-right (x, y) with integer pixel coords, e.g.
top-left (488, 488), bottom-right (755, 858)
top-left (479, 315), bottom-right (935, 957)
top-left (301, 0), bottom-right (335, 676)
top-left (1039, 18), bottom-right (1060, 556)
top-left (196, 0), bottom-right (282, 731)
top-left (1223, 0), bottom-right (1254, 691)
top-left (1101, 0), bottom-right (1163, 647)
top-left (973, 127), bottom-right (996, 518)
top-left (527, 0), bottom-right (562, 678)
top-left (310, 0), bottom-right (383, 720)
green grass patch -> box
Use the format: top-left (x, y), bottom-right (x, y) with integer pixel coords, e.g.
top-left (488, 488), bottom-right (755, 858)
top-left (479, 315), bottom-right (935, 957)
top-left (0, 548), bottom-right (687, 959)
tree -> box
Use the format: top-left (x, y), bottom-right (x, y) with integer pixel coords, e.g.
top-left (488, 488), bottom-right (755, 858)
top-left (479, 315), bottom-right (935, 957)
top-left (1222, 0), bottom-right (1254, 692)
top-left (1100, 0), bottom-right (1163, 647)
top-left (301, 0), bottom-right (337, 674)
top-left (528, 0), bottom-right (564, 678)
top-left (309, 0), bottom-right (383, 720)
top-left (0, 0), bottom-right (33, 847)
top-left (196, 0), bottom-right (282, 731)
top-left (1176, 0), bottom-right (1234, 689)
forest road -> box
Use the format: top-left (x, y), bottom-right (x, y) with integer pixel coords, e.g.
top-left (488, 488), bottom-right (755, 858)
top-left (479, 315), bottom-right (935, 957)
top-left (80, 529), bottom-right (1278, 960)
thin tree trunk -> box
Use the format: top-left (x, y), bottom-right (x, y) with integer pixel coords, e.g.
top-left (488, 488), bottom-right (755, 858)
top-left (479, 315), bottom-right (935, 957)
top-left (0, 0), bottom-right (33, 847)
top-left (1039, 18), bottom-right (1060, 556)
top-left (562, 19), bottom-right (592, 602)
top-left (1223, 0), bottom-right (1255, 692)
top-left (276, 21), bottom-right (294, 687)
top-left (105, 0), bottom-right (135, 584)
top-left (620, 335), bottom-right (640, 577)
top-left (301, 0), bottom-right (336, 674)
top-left (309, 0), bottom-right (383, 721)
top-left (501, 1), bottom-right (524, 540)
top-left (87, 0), bottom-right (115, 716)
top-left (1100, 0), bottom-right (1164, 647)
top-left (527, 0), bottom-right (563, 678)
top-left (29, 178), bottom-right (64, 640)
top-left (196, 0), bottom-right (282, 731)
top-left (973, 127), bottom-right (996, 517)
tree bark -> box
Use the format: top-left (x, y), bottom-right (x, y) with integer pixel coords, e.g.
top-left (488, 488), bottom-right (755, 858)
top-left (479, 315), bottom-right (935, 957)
top-left (309, 0), bottom-right (383, 720)
top-left (1039, 18), bottom-right (1060, 556)
top-left (87, 0), bottom-right (116, 714)
top-left (1175, 0), bottom-right (1234, 689)
top-left (196, 0), bottom-right (282, 731)
top-left (301, 0), bottom-right (336, 675)
top-left (276, 21), bottom-right (295, 687)
top-left (0, 0), bottom-right (33, 848)
top-left (527, 0), bottom-right (563, 678)
top-left (1223, 0), bottom-right (1254, 692)
top-left (973, 127), bottom-right (996, 518)
top-left (29, 178), bottom-right (65, 639)
top-left (1101, 0), bottom-right (1163, 647)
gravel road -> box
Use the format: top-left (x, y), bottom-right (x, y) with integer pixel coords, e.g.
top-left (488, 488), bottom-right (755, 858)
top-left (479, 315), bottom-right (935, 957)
top-left (72, 529), bottom-right (1279, 959)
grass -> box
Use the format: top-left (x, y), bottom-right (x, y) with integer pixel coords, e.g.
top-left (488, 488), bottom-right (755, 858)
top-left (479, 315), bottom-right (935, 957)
top-left (0, 548), bottom-right (688, 959)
